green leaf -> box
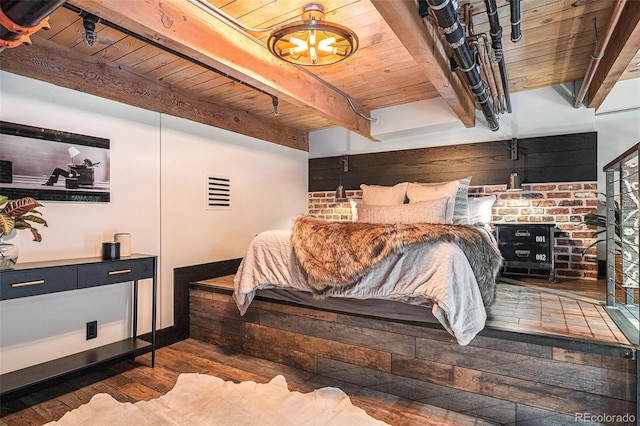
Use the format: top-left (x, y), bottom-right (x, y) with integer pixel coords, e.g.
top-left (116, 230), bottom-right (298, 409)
top-left (0, 195), bottom-right (46, 241)
top-left (0, 213), bottom-right (15, 236)
top-left (18, 215), bottom-right (48, 227)
top-left (3, 197), bottom-right (42, 218)
top-left (581, 194), bottom-right (622, 256)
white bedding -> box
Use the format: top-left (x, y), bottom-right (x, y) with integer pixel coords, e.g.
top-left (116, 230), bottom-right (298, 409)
top-left (233, 229), bottom-right (488, 345)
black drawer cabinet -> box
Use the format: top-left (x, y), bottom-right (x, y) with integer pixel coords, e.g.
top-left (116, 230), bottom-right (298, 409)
top-left (0, 254), bottom-right (157, 399)
top-left (0, 266), bottom-right (77, 300)
top-left (495, 223), bottom-right (557, 282)
top-left (78, 258), bottom-right (154, 288)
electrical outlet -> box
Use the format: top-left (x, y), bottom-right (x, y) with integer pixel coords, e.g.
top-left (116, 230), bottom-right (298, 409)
top-left (86, 321), bottom-right (97, 340)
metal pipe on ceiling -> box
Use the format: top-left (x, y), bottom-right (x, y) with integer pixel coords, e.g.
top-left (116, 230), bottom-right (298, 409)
top-left (426, 0), bottom-right (500, 131)
top-left (484, 0), bottom-right (512, 113)
top-left (62, 3), bottom-right (281, 114)
top-left (474, 34), bottom-right (504, 114)
top-left (0, 0), bottom-right (67, 49)
top-left (509, 0), bottom-right (522, 42)
top-left (573, 0), bottom-right (627, 108)
top-left (462, 4), bottom-right (506, 115)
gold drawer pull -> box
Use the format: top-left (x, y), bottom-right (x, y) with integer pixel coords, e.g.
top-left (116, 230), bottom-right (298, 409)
top-left (11, 279), bottom-right (45, 288)
top-left (108, 269), bottom-right (132, 275)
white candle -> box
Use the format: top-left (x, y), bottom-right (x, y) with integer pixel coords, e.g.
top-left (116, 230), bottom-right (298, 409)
top-left (114, 233), bottom-right (131, 257)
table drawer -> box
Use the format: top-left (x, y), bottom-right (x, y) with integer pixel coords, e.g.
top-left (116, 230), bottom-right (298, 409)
top-left (496, 225), bottom-right (553, 244)
top-left (0, 266), bottom-right (77, 300)
top-left (499, 242), bottom-right (551, 263)
top-left (78, 258), bottom-right (154, 289)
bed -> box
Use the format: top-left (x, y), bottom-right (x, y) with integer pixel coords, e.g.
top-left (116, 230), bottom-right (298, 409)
top-left (233, 180), bottom-right (502, 345)
top-left (233, 214), bottom-right (502, 345)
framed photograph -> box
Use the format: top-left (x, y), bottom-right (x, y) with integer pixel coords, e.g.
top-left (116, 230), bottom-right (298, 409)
top-left (0, 121), bottom-right (110, 202)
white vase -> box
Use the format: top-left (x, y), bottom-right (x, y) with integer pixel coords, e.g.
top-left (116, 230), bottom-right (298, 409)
top-left (0, 239), bottom-right (19, 270)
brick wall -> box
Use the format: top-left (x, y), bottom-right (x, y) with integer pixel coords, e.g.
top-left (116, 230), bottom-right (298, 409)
top-left (308, 182), bottom-right (599, 280)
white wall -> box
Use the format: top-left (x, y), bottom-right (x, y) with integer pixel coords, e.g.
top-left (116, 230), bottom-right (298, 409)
top-left (309, 79), bottom-right (640, 158)
top-left (0, 71), bottom-right (308, 373)
top-left (594, 79), bottom-right (640, 192)
top-left (158, 115), bottom-right (308, 327)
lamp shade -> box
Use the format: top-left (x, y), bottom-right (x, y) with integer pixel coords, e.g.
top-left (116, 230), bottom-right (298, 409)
top-left (68, 146), bottom-right (81, 158)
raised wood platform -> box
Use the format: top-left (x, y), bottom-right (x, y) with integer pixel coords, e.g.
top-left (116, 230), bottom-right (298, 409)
top-left (190, 274), bottom-right (637, 425)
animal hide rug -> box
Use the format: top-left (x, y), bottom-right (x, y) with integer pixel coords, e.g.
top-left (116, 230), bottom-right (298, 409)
top-left (291, 216), bottom-right (502, 306)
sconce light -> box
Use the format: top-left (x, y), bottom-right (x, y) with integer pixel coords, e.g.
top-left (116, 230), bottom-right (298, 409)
top-left (507, 172), bottom-right (522, 191)
top-left (335, 154), bottom-right (348, 201)
top-left (507, 138), bottom-right (523, 191)
top-left (268, 4), bottom-right (359, 66)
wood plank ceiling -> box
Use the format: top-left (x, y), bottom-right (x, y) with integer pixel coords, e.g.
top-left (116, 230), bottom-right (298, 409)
top-left (1, 0), bottom-right (639, 151)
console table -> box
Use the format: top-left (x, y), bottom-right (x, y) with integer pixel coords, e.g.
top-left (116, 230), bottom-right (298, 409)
top-left (0, 254), bottom-right (157, 398)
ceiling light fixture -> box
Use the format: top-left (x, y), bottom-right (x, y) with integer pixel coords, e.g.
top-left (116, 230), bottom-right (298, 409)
top-left (267, 4), bottom-right (358, 66)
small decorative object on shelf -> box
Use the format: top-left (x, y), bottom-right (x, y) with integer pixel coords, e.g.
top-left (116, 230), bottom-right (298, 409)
top-left (114, 232), bottom-right (131, 257)
top-left (101, 241), bottom-right (120, 260)
top-left (0, 195), bottom-right (47, 270)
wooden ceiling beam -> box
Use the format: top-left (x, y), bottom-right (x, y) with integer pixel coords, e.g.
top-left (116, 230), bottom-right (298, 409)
top-left (587, 1), bottom-right (640, 110)
top-left (68, 0), bottom-right (373, 139)
top-left (371, 0), bottom-right (476, 128)
top-left (1, 39), bottom-right (308, 151)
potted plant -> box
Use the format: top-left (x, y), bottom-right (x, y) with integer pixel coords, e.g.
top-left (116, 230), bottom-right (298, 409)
top-left (0, 195), bottom-right (47, 270)
top-left (582, 194), bottom-right (622, 283)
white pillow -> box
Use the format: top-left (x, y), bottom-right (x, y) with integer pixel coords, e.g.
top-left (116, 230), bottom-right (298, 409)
top-left (349, 198), bottom-right (362, 222)
top-left (467, 195), bottom-right (497, 224)
top-left (360, 182), bottom-right (408, 205)
top-left (406, 180), bottom-right (460, 223)
top-left (356, 197), bottom-right (448, 224)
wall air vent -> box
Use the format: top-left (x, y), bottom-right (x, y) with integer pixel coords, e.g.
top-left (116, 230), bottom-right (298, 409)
top-left (205, 174), bottom-right (231, 210)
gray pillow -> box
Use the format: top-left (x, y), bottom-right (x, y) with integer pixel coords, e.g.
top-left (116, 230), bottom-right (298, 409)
top-left (453, 176), bottom-right (472, 224)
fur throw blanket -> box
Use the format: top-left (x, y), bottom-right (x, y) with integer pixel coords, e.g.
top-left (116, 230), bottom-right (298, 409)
top-left (291, 216), bottom-right (502, 306)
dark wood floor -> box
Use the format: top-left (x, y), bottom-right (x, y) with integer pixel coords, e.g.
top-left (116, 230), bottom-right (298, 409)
top-left (0, 339), bottom-right (491, 426)
top-left (490, 276), bottom-right (631, 344)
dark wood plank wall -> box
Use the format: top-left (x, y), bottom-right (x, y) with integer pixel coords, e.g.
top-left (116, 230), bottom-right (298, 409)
top-left (309, 132), bottom-right (597, 192)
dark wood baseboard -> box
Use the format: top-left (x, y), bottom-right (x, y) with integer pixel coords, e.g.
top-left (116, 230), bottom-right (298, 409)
top-left (173, 259), bottom-right (242, 340)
